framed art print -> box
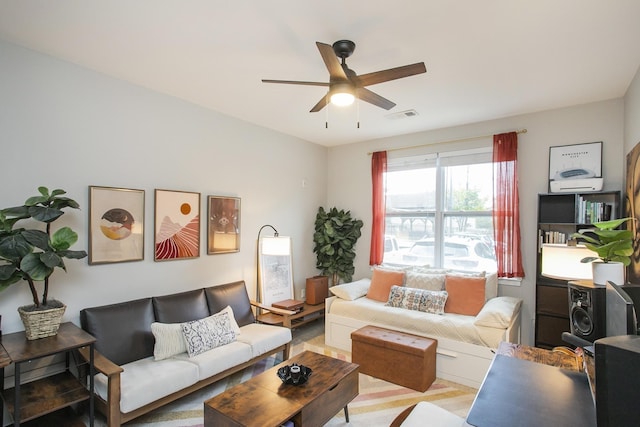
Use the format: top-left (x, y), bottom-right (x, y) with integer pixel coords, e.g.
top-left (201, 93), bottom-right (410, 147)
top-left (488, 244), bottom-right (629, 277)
top-left (258, 236), bottom-right (294, 308)
top-left (207, 196), bottom-right (240, 254)
top-left (89, 186), bottom-right (144, 265)
top-left (154, 189), bottom-right (200, 261)
top-left (548, 141), bottom-right (602, 192)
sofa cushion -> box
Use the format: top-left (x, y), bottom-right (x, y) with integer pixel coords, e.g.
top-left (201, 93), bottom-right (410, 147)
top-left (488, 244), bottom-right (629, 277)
top-left (330, 278), bottom-right (371, 300)
top-left (236, 323), bottom-right (292, 358)
top-left (367, 268), bottom-right (405, 302)
top-left (474, 296), bottom-right (523, 329)
top-left (386, 285), bottom-right (448, 315)
top-left (444, 275), bottom-right (486, 316)
top-left (94, 356), bottom-right (199, 414)
top-left (153, 288), bottom-right (210, 323)
top-left (81, 298), bottom-right (155, 366)
top-left (174, 340), bottom-right (253, 381)
top-left (182, 310), bottom-right (237, 357)
top-left (205, 281), bottom-right (255, 326)
top-left (405, 271), bottom-right (446, 291)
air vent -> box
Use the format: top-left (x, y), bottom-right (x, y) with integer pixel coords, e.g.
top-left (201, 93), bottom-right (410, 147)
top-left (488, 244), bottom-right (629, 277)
top-left (386, 109), bottom-right (419, 120)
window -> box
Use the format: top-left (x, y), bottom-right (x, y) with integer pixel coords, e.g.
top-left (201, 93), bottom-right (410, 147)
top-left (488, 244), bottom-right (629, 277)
top-left (383, 148), bottom-right (496, 273)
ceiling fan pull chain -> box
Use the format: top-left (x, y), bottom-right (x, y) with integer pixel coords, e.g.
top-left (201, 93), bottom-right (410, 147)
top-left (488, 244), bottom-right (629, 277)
top-left (357, 98), bottom-right (360, 129)
top-left (325, 100), bottom-right (329, 128)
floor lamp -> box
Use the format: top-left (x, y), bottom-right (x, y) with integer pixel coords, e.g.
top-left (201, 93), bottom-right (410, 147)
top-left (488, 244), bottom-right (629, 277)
top-left (256, 225), bottom-right (294, 309)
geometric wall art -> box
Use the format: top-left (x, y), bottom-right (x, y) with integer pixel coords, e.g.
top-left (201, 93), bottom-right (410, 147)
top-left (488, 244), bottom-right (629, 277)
top-left (154, 189), bottom-right (200, 261)
top-left (89, 186), bottom-right (145, 264)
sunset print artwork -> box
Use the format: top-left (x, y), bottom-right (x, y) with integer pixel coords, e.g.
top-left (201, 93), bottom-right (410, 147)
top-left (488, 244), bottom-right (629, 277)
top-left (155, 189), bottom-right (200, 261)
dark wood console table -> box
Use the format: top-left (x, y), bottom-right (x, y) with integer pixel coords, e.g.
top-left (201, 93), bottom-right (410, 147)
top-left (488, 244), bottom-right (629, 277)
top-left (0, 322), bottom-right (95, 426)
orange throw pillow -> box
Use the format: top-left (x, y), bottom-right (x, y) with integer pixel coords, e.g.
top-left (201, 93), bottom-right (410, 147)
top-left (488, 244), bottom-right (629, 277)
top-left (366, 268), bottom-right (405, 302)
top-left (444, 275), bottom-right (486, 316)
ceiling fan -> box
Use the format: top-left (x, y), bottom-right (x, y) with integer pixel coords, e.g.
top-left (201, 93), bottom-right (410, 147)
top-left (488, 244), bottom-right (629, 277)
top-left (262, 40), bottom-right (427, 112)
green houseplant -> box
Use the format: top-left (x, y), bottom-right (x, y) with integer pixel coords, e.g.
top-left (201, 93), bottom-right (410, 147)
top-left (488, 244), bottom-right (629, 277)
top-left (313, 207), bottom-right (363, 286)
top-left (0, 187), bottom-right (87, 339)
top-left (571, 217), bottom-right (634, 265)
top-left (571, 217), bottom-right (634, 286)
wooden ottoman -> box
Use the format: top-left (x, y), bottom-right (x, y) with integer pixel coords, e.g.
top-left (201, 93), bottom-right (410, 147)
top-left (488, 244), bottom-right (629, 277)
top-left (351, 325), bottom-right (437, 392)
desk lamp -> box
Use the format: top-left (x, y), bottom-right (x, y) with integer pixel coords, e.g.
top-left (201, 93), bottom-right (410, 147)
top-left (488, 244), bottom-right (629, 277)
top-left (541, 243), bottom-right (595, 281)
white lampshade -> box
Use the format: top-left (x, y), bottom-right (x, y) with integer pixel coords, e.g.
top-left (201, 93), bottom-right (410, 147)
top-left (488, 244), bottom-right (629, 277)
top-left (260, 236), bottom-right (291, 256)
top-left (541, 243), bottom-right (597, 280)
top-left (330, 83), bottom-right (355, 106)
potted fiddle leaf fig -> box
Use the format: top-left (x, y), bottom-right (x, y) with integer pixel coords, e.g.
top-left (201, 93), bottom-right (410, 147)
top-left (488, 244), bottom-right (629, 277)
top-left (0, 187), bottom-right (87, 339)
top-left (313, 207), bottom-right (363, 286)
top-left (571, 217), bottom-right (634, 285)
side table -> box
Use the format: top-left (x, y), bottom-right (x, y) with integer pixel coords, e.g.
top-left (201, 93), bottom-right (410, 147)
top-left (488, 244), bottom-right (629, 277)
top-left (0, 322), bottom-right (95, 426)
top-left (256, 301), bottom-right (326, 329)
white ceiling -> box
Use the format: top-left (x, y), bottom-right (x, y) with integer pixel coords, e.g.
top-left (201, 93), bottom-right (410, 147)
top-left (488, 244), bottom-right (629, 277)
top-left (1, 1), bottom-right (640, 147)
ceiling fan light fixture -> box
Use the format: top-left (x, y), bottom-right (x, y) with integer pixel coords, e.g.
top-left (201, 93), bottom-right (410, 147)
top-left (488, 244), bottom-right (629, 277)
top-left (330, 83), bottom-right (355, 106)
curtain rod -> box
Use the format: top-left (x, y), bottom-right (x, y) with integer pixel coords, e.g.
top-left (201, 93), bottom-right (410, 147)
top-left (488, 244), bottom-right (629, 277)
top-left (367, 129), bottom-right (527, 155)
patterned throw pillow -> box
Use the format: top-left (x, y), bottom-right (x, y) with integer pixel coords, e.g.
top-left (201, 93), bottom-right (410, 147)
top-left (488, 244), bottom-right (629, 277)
top-left (386, 285), bottom-right (448, 315)
top-left (182, 311), bottom-right (237, 357)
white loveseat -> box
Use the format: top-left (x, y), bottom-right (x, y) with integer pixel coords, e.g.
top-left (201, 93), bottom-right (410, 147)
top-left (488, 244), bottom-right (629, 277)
top-left (325, 268), bottom-right (522, 388)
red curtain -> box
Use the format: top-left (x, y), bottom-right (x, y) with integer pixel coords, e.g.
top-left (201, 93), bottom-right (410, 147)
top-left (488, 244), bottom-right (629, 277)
top-left (493, 132), bottom-right (524, 278)
top-left (370, 151), bottom-right (387, 265)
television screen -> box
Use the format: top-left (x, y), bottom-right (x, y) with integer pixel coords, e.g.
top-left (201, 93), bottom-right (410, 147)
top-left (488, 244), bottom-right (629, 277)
top-left (605, 281), bottom-right (638, 337)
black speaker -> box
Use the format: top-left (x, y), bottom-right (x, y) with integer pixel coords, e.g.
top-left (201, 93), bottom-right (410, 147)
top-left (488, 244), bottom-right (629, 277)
top-left (568, 281), bottom-right (606, 343)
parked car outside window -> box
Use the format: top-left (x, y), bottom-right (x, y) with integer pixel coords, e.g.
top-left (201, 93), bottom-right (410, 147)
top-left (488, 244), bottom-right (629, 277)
top-left (401, 237), bottom-right (497, 272)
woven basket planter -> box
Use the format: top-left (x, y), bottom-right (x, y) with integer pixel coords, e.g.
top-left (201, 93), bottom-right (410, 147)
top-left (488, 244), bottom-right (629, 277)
top-left (18, 300), bottom-right (66, 340)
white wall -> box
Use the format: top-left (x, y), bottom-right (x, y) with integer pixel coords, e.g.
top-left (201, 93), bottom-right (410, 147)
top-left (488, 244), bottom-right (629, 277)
top-left (0, 40), bottom-right (327, 334)
top-left (328, 99), bottom-right (625, 346)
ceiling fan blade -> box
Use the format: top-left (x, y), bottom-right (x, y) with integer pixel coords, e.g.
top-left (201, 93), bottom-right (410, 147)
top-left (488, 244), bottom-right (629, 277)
top-left (356, 88), bottom-right (396, 110)
top-left (262, 79), bottom-right (329, 87)
top-left (310, 94), bottom-right (329, 113)
top-left (356, 62), bottom-right (426, 87)
top-left (316, 42), bottom-right (348, 81)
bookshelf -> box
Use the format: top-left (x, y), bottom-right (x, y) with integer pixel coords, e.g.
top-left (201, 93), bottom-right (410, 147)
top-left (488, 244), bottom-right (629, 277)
top-left (535, 191), bottom-right (621, 349)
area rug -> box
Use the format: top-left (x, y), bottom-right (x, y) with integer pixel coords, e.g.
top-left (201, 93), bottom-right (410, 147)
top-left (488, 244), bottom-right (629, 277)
top-left (88, 324), bottom-right (476, 426)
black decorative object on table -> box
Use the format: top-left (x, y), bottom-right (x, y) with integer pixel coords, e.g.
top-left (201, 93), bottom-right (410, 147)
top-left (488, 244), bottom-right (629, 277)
top-left (277, 363), bottom-right (313, 385)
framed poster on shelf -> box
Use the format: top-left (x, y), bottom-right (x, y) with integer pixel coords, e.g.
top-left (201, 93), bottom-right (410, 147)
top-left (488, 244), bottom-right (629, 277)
top-left (548, 141), bottom-right (602, 192)
top-left (88, 186), bottom-right (144, 265)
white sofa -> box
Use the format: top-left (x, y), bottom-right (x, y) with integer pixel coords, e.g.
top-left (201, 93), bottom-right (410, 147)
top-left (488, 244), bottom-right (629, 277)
top-left (324, 269), bottom-right (522, 388)
top-left (80, 281), bottom-right (292, 427)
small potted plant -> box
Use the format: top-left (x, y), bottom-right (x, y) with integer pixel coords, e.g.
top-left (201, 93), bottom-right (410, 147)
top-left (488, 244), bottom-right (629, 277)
top-left (0, 187), bottom-right (87, 339)
top-left (313, 207), bottom-right (363, 286)
top-left (571, 217), bottom-right (634, 285)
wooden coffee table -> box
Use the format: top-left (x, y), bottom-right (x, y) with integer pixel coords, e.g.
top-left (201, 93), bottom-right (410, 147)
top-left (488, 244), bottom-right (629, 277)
top-left (204, 350), bottom-right (359, 427)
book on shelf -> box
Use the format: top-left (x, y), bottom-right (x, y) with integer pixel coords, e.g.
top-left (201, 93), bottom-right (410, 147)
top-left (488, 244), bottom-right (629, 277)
top-left (540, 230), bottom-right (568, 244)
top-left (577, 198), bottom-right (613, 224)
